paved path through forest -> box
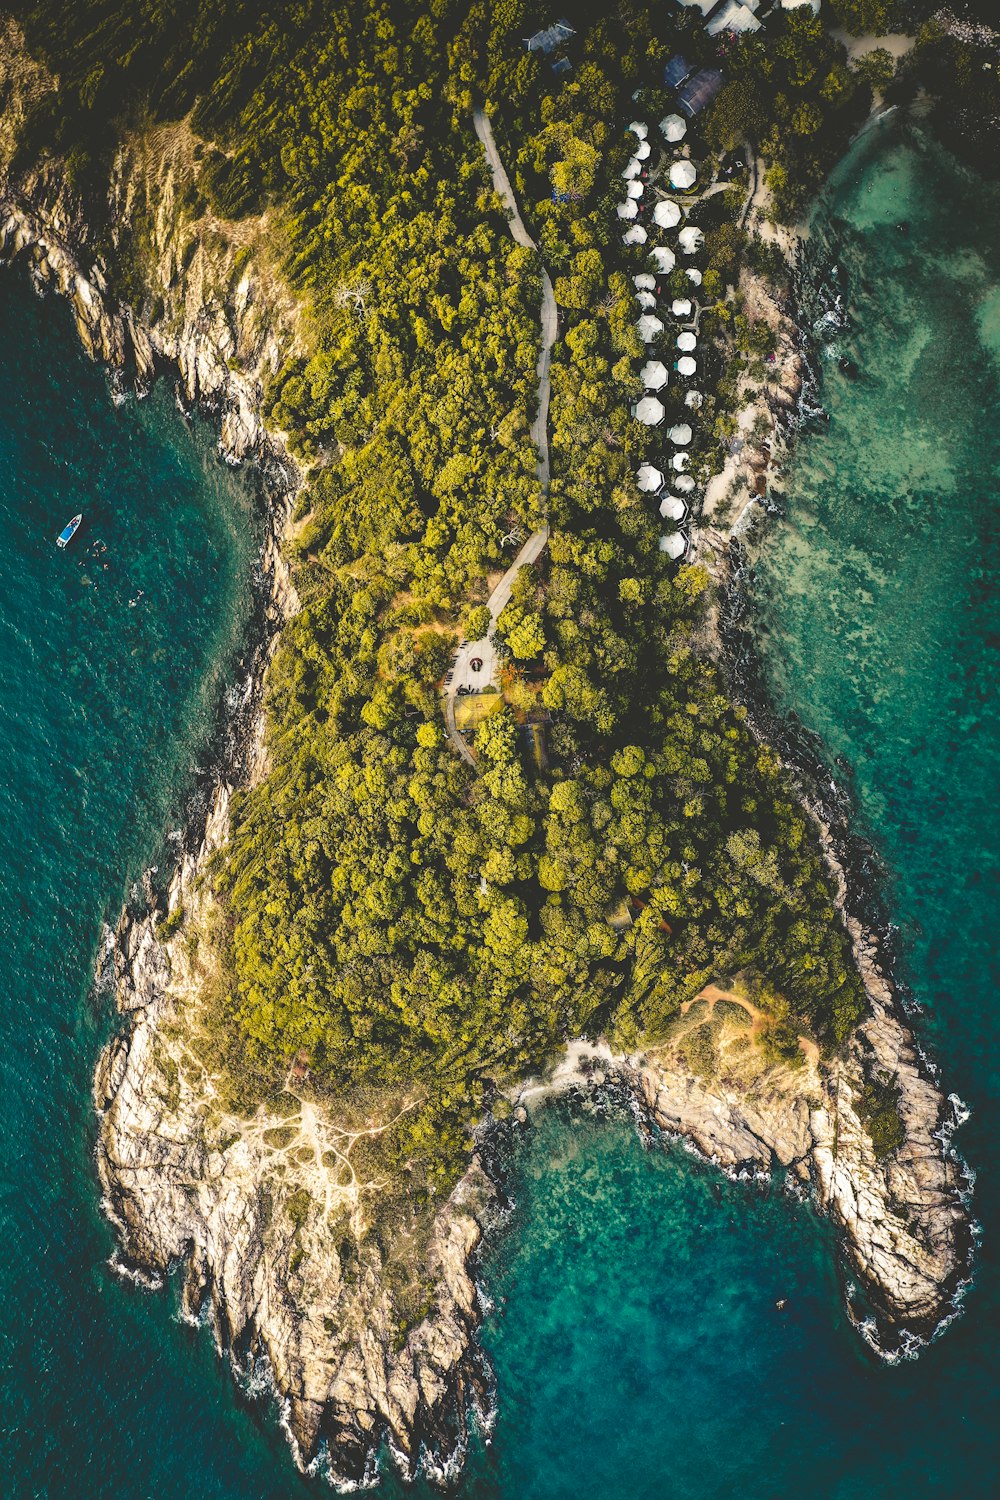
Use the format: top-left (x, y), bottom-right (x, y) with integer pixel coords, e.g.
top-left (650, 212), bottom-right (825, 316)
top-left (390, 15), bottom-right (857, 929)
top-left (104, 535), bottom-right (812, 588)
top-left (443, 111), bottom-right (555, 765)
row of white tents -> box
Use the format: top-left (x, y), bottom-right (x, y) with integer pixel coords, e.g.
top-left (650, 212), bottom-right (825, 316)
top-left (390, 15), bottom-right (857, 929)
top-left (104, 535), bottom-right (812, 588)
top-left (619, 119), bottom-right (711, 562)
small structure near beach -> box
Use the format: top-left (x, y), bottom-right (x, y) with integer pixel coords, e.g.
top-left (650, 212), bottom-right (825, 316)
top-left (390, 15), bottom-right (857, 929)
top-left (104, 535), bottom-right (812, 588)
top-left (678, 225), bottom-right (704, 255)
top-left (636, 463), bottom-right (665, 493)
top-left (627, 179), bottom-right (644, 200)
top-left (672, 297), bottom-right (693, 318)
top-left (669, 159), bottom-right (697, 191)
top-left (673, 473), bottom-right (696, 494)
top-left (676, 355), bottom-right (697, 377)
top-left (634, 139), bottom-right (651, 161)
top-left (669, 422), bottom-right (693, 446)
top-left (617, 199), bottom-right (638, 220)
top-left (636, 313), bottom-right (664, 342)
top-left (677, 330), bottom-right (697, 352)
top-left (623, 158), bottom-right (642, 179)
top-left (627, 120), bottom-right (648, 140)
top-left (623, 225), bottom-right (648, 246)
top-left (660, 113), bottom-right (687, 143)
top-left (635, 290), bottom-right (657, 310)
top-left (633, 272), bottom-right (656, 291)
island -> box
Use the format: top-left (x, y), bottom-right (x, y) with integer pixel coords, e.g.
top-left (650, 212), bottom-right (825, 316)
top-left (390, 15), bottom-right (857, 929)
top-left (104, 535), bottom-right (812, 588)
top-left (0, 0), bottom-right (990, 1486)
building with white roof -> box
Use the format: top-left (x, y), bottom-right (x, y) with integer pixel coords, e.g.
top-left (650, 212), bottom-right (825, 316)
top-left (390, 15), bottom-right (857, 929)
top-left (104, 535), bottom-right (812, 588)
top-left (637, 463), bottom-right (664, 492)
top-left (706, 1), bottom-right (762, 37)
top-left (636, 313), bottom-right (664, 341)
top-left (623, 225), bottom-right (648, 246)
top-left (640, 359), bottom-right (669, 390)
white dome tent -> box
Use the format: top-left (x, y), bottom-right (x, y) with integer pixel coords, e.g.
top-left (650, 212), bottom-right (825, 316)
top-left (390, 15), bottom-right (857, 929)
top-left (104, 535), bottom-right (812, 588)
top-left (634, 139), bottom-right (651, 161)
top-left (635, 290), bottom-right (657, 310)
top-left (678, 225), bottom-right (704, 255)
top-left (627, 120), bottom-right (648, 140)
top-left (633, 272), bottom-right (656, 291)
top-left (633, 395), bottom-right (665, 426)
top-left (660, 113), bottom-right (687, 143)
top-left (676, 354), bottom-right (697, 377)
top-left (686, 266), bottom-right (703, 287)
top-left (653, 199), bottom-right (681, 229)
top-left (669, 422), bottom-right (693, 446)
top-left (673, 473), bottom-right (696, 494)
top-left (660, 532), bottom-right (688, 560)
top-left (617, 199), bottom-right (638, 220)
top-left (622, 158), bottom-right (642, 179)
top-left (670, 451), bottom-right (690, 472)
top-left (636, 313), bottom-right (664, 341)
top-left (648, 246), bottom-right (676, 274)
top-left (623, 225), bottom-right (648, 246)
top-left (677, 330), bottom-right (697, 352)
top-left (685, 390), bottom-right (703, 410)
top-left (636, 463), bottom-right (664, 493)
top-left (659, 494), bottom-right (687, 521)
top-left (671, 298), bottom-right (693, 318)
top-left (669, 159), bottom-right (697, 191)
top-left (639, 359), bottom-right (668, 390)
top-left (627, 179), bottom-right (644, 200)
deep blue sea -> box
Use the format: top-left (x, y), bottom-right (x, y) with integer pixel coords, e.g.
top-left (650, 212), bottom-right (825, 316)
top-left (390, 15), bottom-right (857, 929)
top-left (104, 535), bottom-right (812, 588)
top-left (0, 118), bottom-right (996, 1498)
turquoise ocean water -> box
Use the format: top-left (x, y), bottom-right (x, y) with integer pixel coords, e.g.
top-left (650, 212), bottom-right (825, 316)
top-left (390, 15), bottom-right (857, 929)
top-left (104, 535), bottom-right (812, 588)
top-left (0, 117), bottom-right (996, 1497)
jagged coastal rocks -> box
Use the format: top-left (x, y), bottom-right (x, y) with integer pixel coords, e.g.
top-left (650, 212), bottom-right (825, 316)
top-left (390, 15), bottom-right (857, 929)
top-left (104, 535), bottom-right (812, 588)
top-left (0, 20), bottom-right (973, 1486)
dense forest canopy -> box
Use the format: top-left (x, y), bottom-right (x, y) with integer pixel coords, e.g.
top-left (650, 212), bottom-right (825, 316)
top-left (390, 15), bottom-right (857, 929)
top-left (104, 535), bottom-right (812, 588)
top-left (6, 0), bottom-right (993, 1187)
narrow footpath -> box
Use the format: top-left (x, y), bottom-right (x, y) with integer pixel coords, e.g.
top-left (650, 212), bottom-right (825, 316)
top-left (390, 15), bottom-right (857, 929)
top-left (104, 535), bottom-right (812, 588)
top-left (443, 110), bottom-right (555, 765)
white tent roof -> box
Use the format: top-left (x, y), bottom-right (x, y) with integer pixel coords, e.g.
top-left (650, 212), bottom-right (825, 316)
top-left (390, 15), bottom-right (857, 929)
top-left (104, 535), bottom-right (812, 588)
top-left (659, 494), bottom-right (687, 521)
top-left (635, 290), bottom-right (657, 310)
top-left (633, 272), bottom-right (656, 291)
top-left (669, 422), bottom-right (693, 446)
top-left (634, 139), bottom-right (651, 161)
top-left (623, 225), bottom-right (648, 245)
top-left (627, 179), bottom-right (644, 200)
top-left (670, 451), bottom-right (690, 471)
top-left (677, 330), bottom-right (697, 352)
top-left (617, 199), bottom-right (639, 220)
top-left (653, 199), bottom-right (681, 229)
top-left (640, 359), bottom-right (668, 390)
top-left (672, 298), bottom-right (693, 317)
top-left (678, 225), bottom-right (704, 254)
top-left (660, 531), bottom-right (688, 560)
top-left (676, 355), bottom-right (697, 376)
top-left (648, 246), bottom-right (676, 273)
top-left (628, 121), bottom-right (648, 140)
top-left (634, 396), bottom-right (665, 426)
top-left (622, 158), bottom-right (642, 179)
top-left (685, 390), bottom-right (703, 410)
top-left (673, 473), bottom-right (696, 493)
top-left (686, 266), bottom-right (703, 287)
top-left (660, 113), bottom-right (687, 143)
top-left (636, 313), bottom-right (664, 341)
top-left (637, 463), bottom-right (664, 493)
top-left (669, 160), bottom-right (697, 191)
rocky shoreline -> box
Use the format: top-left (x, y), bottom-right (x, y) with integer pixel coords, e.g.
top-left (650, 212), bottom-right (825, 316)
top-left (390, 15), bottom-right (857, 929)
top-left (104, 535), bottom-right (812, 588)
top-left (0, 29), bottom-right (975, 1485)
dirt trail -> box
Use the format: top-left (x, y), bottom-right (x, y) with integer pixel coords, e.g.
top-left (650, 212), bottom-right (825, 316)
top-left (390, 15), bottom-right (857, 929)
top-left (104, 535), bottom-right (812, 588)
top-left (443, 110), bottom-right (555, 766)
top-left (682, 983), bottom-right (819, 1068)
